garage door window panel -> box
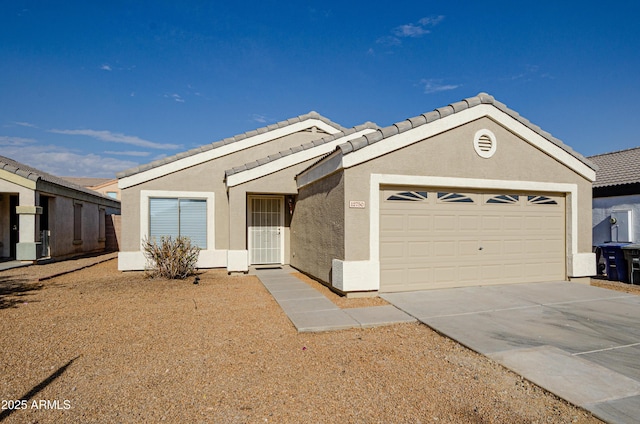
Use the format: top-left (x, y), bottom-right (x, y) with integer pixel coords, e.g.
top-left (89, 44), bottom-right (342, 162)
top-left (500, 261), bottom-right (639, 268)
top-left (528, 195), bottom-right (558, 205)
top-left (437, 192), bottom-right (474, 203)
top-left (486, 194), bottom-right (520, 204)
top-left (386, 191), bottom-right (428, 201)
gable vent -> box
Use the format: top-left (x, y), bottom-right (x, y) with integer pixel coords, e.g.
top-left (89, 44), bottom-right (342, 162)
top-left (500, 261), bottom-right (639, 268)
top-left (473, 129), bottom-right (497, 158)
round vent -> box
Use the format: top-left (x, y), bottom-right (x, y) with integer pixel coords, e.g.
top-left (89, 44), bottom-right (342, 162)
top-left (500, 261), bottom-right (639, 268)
top-left (473, 129), bottom-right (497, 158)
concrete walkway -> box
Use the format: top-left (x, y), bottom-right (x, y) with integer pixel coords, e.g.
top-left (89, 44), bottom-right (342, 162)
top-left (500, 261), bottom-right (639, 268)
top-left (253, 266), bottom-right (415, 332)
top-left (0, 260), bottom-right (30, 271)
top-left (382, 282), bottom-right (640, 424)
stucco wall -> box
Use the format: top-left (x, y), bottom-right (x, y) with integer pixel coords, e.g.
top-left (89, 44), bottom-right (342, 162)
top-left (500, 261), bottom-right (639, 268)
top-left (593, 194), bottom-right (640, 245)
top-left (119, 130), bottom-right (329, 258)
top-left (341, 117), bottom-right (593, 262)
top-left (228, 157), bottom-right (320, 254)
top-left (290, 171), bottom-right (345, 284)
top-left (46, 196), bottom-right (106, 258)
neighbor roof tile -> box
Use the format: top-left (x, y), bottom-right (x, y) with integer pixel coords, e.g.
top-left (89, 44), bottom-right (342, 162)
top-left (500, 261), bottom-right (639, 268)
top-left (589, 147), bottom-right (640, 188)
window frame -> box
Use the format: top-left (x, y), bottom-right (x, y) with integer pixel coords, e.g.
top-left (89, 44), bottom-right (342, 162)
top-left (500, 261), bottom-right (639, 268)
top-left (140, 190), bottom-right (215, 251)
top-left (149, 197), bottom-right (208, 248)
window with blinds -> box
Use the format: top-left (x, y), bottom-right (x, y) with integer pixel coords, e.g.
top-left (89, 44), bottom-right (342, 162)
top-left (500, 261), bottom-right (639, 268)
top-left (149, 198), bottom-right (207, 248)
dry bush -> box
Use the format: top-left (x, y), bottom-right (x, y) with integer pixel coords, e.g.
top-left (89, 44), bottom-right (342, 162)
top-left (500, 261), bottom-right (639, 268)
top-left (142, 236), bottom-right (199, 279)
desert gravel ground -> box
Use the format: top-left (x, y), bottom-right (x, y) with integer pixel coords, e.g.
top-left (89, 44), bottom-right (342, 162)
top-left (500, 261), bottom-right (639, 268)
top-left (0, 255), bottom-right (614, 423)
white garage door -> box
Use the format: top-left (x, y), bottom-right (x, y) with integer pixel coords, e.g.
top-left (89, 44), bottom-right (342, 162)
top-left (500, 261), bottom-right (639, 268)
top-left (380, 188), bottom-right (566, 292)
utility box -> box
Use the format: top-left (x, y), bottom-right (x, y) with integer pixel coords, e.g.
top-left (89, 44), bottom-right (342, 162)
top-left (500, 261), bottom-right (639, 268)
top-left (610, 210), bottom-right (632, 242)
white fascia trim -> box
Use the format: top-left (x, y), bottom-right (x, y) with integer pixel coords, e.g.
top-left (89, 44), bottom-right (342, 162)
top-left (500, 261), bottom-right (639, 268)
top-left (365, 174), bottom-right (586, 290)
top-left (139, 190), bottom-right (225, 261)
top-left (118, 249), bottom-right (228, 271)
top-left (119, 119), bottom-right (342, 189)
top-left (226, 128), bottom-right (376, 187)
top-left (296, 150), bottom-right (343, 189)
top-left (0, 169), bottom-right (37, 190)
top-left (342, 105), bottom-right (596, 181)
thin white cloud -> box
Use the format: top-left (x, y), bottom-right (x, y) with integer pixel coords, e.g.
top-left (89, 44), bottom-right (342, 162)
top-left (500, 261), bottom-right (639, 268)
top-left (421, 79), bottom-right (460, 94)
top-left (394, 24), bottom-right (431, 38)
top-left (251, 114), bottom-right (268, 124)
top-left (376, 35), bottom-right (401, 47)
top-left (509, 64), bottom-right (554, 82)
top-left (104, 150), bottom-right (151, 157)
top-left (164, 93), bottom-right (185, 103)
top-left (0, 135), bottom-right (37, 146)
top-left (419, 16), bottom-right (445, 26)
top-left (13, 121), bottom-right (38, 128)
top-left (49, 129), bottom-right (181, 150)
top-left (0, 144), bottom-right (137, 178)
top-left (101, 64), bottom-right (112, 71)
top-left (386, 15), bottom-right (445, 44)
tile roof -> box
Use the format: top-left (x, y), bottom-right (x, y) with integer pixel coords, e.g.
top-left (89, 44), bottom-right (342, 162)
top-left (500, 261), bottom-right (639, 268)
top-left (61, 177), bottom-right (115, 188)
top-left (117, 111), bottom-right (347, 179)
top-left (0, 155), bottom-right (117, 200)
top-left (334, 92), bottom-right (596, 170)
top-left (588, 147), bottom-right (640, 188)
top-left (224, 121), bottom-right (379, 178)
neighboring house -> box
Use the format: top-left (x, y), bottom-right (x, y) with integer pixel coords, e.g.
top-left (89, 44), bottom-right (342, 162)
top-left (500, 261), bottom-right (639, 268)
top-left (0, 156), bottom-right (121, 262)
top-left (62, 177), bottom-right (121, 200)
top-left (118, 93), bottom-right (597, 294)
top-left (589, 147), bottom-right (640, 245)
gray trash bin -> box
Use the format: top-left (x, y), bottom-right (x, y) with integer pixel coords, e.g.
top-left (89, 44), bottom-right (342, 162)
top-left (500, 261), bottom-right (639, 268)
top-left (621, 244), bottom-right (640, 285)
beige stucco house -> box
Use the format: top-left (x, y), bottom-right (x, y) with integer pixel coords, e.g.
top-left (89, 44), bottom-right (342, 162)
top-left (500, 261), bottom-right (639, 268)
top-left (118, 93), bottom-right (597, 294)
top-left (0, 156), bottom-right (121, 262)
top-left (117, 112), bottom-right (378, 272)
top-left (63, 177), bottom-right (121, 200)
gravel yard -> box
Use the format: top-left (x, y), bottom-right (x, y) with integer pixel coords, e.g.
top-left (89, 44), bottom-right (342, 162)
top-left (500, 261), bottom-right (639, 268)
top-left (0, 256), bottom-right (607, 423)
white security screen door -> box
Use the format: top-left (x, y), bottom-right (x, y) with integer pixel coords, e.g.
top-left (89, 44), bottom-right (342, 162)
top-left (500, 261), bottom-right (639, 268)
top-left (248, 196), bottom-right (284, 265)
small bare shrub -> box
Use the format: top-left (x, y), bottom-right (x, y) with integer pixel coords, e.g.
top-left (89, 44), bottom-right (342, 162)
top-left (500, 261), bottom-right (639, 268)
top-left (142, 236), bottom-right (199, 279)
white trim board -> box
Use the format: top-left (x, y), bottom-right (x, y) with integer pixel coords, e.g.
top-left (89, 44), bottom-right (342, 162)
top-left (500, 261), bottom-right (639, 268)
top-left (226, 128), bottom-right (376, 187)
top-left (118, 249), bottom-right (227, 271)
top-left (120, 119), bottom-right (342, 189)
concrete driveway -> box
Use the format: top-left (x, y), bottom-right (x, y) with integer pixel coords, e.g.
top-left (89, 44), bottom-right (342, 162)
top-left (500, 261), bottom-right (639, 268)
top-left (381, 282), bottom-right (640, 424)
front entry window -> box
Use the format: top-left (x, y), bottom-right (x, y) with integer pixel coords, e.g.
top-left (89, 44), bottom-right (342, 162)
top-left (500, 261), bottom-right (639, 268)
top-left (149, 198), bottom-right (207, 248)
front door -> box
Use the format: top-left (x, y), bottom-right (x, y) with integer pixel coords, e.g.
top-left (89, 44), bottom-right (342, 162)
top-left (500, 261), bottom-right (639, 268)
top-left (248, 196), bottom-right (284, 265)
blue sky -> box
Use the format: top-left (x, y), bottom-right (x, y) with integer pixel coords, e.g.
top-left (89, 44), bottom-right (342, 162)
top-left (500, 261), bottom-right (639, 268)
top-left (1, 1), bottom-right (639, 178)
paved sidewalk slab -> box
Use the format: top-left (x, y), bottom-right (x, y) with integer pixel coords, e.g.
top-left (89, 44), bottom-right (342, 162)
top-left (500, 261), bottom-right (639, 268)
top-left (288, 309), bottom-right (360, 332)
top-left (489, 346), bottom-right (640, 407)
top-left (254, 267), bottom-right (414, 333)
top-left (345, 305), bottom-right (416, 328)
top-left (587, 394), bottom-right (640, 424)
top-left (278, 297), bottom-right (338, 315)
